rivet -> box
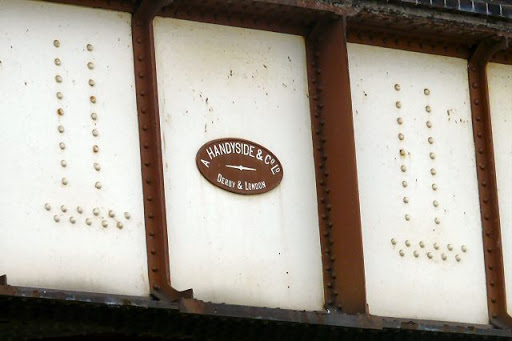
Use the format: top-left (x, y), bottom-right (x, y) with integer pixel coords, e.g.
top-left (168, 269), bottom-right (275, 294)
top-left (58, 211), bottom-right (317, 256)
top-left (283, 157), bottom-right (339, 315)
top-left (138, 55), bottom-right (143, 61)
top-left (77, 206), bottom-right (83, 214)
top-left (147, 195), bottom-right (152, 201)
top-left (433, 200), bottom-right (439, 207)
top-left (109, 210), bottom-right (115, 218)
top-left (427, 252), bottom-right (433, 259)
top-left (89, 79), bottom-right (95, 87)
top-left (95, 182), bottom-right (102, 189)
top-left (94, 163), bottom-right (101, 171)
top-left (57, 108), bottom-right (64, 116)
top-left (53, 215), bottom-right (60, 222)
top-left (55, 75), bottom-right (63, 83)
top-left (86, 218), bottom-right (92, 225)
top-left (461, 245), bottom-right (467, 252)
top-left (447, 244), bottom-right (453, 251)
top-left (60, 160), bottom-right (67, 168)
top-left (402, 181), bottom-right (408, 188)
top-left (136, 37), bottom-right (142, 44)
top-left (87, 62), bottom-right (94, 70)
top-left (430, 168), bottom-right (436, 175)
top-left (117, 222), bottom-right (123, 229)
top-left (54, 58), bottom-right (61, 66)
top-left (472, 82), bottom-right (478, 88)
top-left (86, 44), bottom-right (93, 51)
top-left (455, 254), bottom-right (461, 262)
top-left (101, 220), bottom-right (108, 228)
top-left (124, 212), bottom-right (131, 219)
top-left (93, 208), bottom-right (100, 216)
top-left (419, 241), bottom-right (425, 248)
top-left (424, 88), bottom-right (430, 95)
top-left (491, 298), bottom-right (497, 304)
top-left (401, 165), bottom-right (407, 172)
top-left (90, 96), bottom-right (96, 103)
top-left (425, 105), bottom-right (431, 113)
top-left (429, 152), bottom-right (436, 160)
top-left (432, 183), bottom-right (438, 191)
top-left (428, 137), bottom-right (434, 144)
top-left (434, 243), bottom-right (439, 250)
top-left (394, 84), bottom-right (400, 91)
top-left (403, 197), bottom-right (409, 204)
top-left (405, 240), bottom-right (411, 247)
top-left (150, 249), bottom-right (156, 255)
top-left (434, 217), bottom-right (440, 224)
top-left (56, 92), bottom-right (63, 99)
top-left (93, 145), bottom-right (99, 153)
top-left (477, 132), bottom-right (483, 138)
top-left (399, 249), bottom-right (405, 257)
top-left (53, 40), bottom-right (60, 48)
top-left (58, 125), bottom-right (64, 133)
top-left (426, 121), bottom-right (432, 128)
top-left (61, 177), bottom-right (68, 185)
top-left (397, 117), bottom-right (403, 125)
top-left (405, 214), bottom-right (411, 221)
top-left (92, 129), bottom-right (98, 137)
top-left (59, 142), bottom-right (66, 150)
top-left (481, 180), bottom-right (487, 187)
top-left (441, 254), bottom-right (447, 261)
top-left (69, 216), bottom-right (76, 224)
top-left (391, 238), bottom-right (397, 245)
top-left (396, 101), bottom-right (402, 109)
top-left (400, 149), bottom-right (406, 156)
top-left (476, 116), bottom-right (481, 121)
top-left (398, 133), bottom-right (404, 141)
top-left (60, 205), bottom-right (67, 212)
top-left (474, 99), bottom-right (480, 105)
top-left (413, 250), bottom-right (419, 257)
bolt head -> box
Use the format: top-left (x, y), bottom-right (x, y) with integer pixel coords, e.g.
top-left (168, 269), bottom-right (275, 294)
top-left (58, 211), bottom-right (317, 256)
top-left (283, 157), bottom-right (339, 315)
top-left (124, 212), bottom-right (131, 220)
top-left (53, 40), bottom-right (60, 47)
top-left (101, 220), bottom-right (108, 228)
top-left (117, 222), bottom-right (123, 229)
top-left (53, 215), bottom-right (60, 222)
top-left (95, 182), bottom-right (102, 189)
top-left (54, 58), bottom-right (61, 66)
top-left (87, 62), bottom-right (94, 70)
top-left (424, 88), bottom-right (430, 95)
top-left (86, 44), bottom-right (93, 51)
top-left (93, 208), bottom-right (100, 216)
top-left (86, 218), bottom-right (92, 225)
top-left (394, 84), bottom-right (400, 91)
top-left (45, 203), bottom-right (51, 211)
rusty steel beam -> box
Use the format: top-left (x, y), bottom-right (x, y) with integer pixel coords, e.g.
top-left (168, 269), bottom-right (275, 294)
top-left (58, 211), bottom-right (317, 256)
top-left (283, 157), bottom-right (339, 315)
top-left (131, 0), bottom-right (193, 301)
top-left (468, 37), bottom-right (511, 329)
top-left (306, 19), bottom-right (367, 315)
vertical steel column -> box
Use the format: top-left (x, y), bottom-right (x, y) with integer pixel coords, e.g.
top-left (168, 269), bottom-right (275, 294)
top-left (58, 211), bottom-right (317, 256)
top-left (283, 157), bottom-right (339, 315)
top-left (132, 0), bottom-right (193, 301)
top-left (468, 38), bottom-right (510, 328)
top-left (306, 19), bottom-right (367, 314)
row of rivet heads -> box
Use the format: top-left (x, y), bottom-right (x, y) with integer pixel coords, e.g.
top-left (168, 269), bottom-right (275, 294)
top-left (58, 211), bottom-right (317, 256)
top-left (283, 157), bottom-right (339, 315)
top-left (308, 47), bottom-right (337, 306)
top-left (44, 203), bottom-right (129, 229)
top-left (391, 238), bottom-right (467, 262)
top-left (395, 84), bottom-right (441, 224)
top-left (53, 40), bottom-right (101, 189)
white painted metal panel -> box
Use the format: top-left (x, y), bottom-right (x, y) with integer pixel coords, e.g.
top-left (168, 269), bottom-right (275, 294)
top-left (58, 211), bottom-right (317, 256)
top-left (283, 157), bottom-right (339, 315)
top-left (154, 18), bottom-right (324, 311)
top-left (348, 43), bottom-right (488, 324)
top-left (0, 0), bottom-right (149, 296)
top-left (488, 62), bottom-right (512, 317)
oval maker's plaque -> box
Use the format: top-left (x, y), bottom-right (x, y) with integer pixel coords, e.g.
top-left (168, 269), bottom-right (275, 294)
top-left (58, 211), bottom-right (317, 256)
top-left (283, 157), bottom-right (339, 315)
top-left (196, 138), bottom-right (283, 195)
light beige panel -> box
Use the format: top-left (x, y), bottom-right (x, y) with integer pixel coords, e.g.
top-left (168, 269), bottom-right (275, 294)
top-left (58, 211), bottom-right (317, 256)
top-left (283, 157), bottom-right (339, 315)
top-left (0, 0), bottom-right (148, 295)
top-left (154, 18), bottom-right (324, 311)
top-left (348, 43), bottom-right (488, 324)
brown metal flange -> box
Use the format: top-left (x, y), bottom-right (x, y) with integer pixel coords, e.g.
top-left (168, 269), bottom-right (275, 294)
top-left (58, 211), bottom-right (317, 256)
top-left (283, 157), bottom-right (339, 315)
top-left (132, 0), bottom-right (193, 301)
top-left (468, 37), bottom-right (511, 328)
top-left (306, 18), bottom-right (367, 315)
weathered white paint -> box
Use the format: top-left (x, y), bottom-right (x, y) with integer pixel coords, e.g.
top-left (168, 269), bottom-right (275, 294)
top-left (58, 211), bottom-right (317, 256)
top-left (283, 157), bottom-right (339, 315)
top-left (154, 18), bottom-right (324, 311)
top-left (348, 43), bottom-right (488, 324)
top-left (0, 0), bottom-right (149, 296)
top-left (488, 62), bottom-right (512, 317)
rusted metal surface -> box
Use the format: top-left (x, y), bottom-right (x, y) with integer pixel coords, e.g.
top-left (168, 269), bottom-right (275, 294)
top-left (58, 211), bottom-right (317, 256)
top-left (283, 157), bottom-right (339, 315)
top-left (131, 0), bottom-right (192, 301)
top-left (158, 0), bottom-right (345, 36)
top-left (178, 298), bottom-right (511, 337)
top-left (491, 48), bottom-right (512, 65)
top-left (196, 138), bottom-right (283, 195)
top-left (306, 19), bottom-right (366, 314)
top-left (347, 26), bottom-right (472, 59)
top-left (468, 38), bottom-right (512, 329)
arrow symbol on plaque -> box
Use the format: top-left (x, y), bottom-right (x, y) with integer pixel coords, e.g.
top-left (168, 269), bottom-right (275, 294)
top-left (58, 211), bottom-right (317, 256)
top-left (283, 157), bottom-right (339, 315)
top-left (226, 165), bottom-right (257, 172)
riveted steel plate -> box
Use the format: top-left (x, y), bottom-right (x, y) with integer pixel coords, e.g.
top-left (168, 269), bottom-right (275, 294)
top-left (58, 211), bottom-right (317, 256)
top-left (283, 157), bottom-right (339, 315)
top-left (196, 138), bottom-right (283, 195)
top-left (488, 62), bottom-right (512, 318)
top-left (154, 18), bottom-right (324, 311)
top-left (0, 0), bottom-right (148, 296)
top-left (348, 43), bottom-right (487, 324)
